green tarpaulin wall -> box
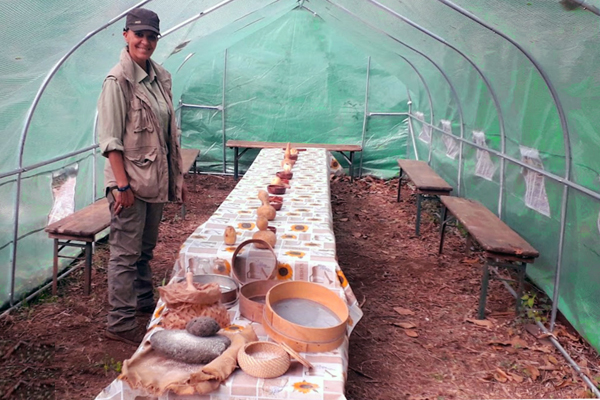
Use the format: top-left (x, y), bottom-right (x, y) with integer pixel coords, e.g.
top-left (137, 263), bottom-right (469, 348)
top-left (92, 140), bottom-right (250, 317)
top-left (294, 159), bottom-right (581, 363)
top-left (1, 0), bottom-right (599, 353)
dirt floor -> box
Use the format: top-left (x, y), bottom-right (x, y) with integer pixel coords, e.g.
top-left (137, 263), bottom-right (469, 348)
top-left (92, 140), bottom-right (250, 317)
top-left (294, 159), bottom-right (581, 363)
top-left (0, 173), bottom-right (599, 399)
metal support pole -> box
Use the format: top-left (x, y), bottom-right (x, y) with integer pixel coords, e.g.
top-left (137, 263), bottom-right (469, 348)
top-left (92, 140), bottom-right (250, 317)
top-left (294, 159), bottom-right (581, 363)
top-left (358, 57), bottom-right (371, 178)
top-left (92, 112), bottom-right (98, 203)
top-left (406, 91), bottom-right (419, 160)
top-left (368, 112), bottom-right (408, 117)
top-left (222, 49), bottom-right (228, 174)
top-left (397, 55), bottom-right (434, 164)
top-left (551, 185), bottom-right (570, 331)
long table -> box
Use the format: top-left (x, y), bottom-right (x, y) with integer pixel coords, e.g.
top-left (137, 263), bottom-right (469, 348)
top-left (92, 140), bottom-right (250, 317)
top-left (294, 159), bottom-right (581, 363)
top-left (226, 140), bottom-right (362, 181)
top-left (96, 148), bottom-right (362, 400)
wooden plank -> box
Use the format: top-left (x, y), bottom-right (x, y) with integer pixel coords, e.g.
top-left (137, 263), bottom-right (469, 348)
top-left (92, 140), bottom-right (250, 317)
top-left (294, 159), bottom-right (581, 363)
top-left (226, 140), bottom-right (362, 152)
top-left (45, 198), bottom-right (110, 238)
top-left (398, 159), bottom-right (453, 192)
top-left (440, 196), bottom-right (539, 258)
top-left (181, 148), bottom-right (200, 174)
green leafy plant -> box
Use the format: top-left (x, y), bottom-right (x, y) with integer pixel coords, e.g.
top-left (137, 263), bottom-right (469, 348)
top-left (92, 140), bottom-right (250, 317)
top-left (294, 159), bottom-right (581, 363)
top-left (519, 292), bottom-right (551, 323)
top-left (100, 357), bottom-right (122, 374)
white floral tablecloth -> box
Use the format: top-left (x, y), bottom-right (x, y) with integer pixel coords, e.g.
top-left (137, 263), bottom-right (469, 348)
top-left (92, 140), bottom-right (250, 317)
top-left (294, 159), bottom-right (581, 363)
top-left (96, 148), bottom-right (362, 400)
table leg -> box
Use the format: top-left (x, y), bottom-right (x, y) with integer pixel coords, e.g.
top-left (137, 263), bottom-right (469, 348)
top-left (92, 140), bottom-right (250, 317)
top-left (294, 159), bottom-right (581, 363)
top-left (438, 205), bottom-right (448, 254)
top-left (416, 194), bottom-right (422, 236)
top-left (193, 159), bottom-right (197, 192)
top-left (233, 147), bottom-right (239, 180)
top-left (52, 239), bottom-right (59, 296)
top-left (84, 242), bottom-right (92, 296)
top-left (478, 262), bottom-right (490, 319)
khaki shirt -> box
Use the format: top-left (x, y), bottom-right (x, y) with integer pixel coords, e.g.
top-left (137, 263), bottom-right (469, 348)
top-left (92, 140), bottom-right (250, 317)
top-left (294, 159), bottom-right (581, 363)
top-left (98, 62), bottom-right (170, 156)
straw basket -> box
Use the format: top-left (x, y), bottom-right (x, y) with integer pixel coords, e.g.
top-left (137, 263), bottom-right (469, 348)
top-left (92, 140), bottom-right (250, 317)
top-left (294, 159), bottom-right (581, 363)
top-left (237, 341), bottom-right (290, 378)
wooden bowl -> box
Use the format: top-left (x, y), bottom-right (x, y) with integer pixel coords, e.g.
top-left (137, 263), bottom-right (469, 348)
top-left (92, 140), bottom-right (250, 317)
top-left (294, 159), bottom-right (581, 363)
top-left (287, 154), bottom-right (298, 161)
top-left (269, 196), bottom-right (283, 203)
top-left (276, 171), bottom-right (293, 180)
top-left (270, 202), bottom-right (282, 211)
top-left (267, 185), bottom-right (286, 195)
top-left (263, 281), bottom-right (349, 353)
top-left (237, 341), bottom-right (290, 378)
top-left (239, 280), bottom-right (281, 322)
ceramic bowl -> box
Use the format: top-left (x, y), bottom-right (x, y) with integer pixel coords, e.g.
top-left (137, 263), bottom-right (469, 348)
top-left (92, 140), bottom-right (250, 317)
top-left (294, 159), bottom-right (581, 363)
top-left (276, 171), bottom-right (293, 180)
top-left (267, 185), bottom-right (286, 195)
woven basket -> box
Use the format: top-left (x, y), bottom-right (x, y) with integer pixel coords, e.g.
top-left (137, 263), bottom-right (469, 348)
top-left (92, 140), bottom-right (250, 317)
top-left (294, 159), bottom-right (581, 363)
top-left (237, 341), bottom-right (290, 378)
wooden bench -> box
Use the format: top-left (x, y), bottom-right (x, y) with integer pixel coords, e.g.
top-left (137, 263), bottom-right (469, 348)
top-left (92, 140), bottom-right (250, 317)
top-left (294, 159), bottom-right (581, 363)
top-left (45, 198), bottom-right (111, 296)
top-left (438, 196), bottom-right (540, 319)
top-left (226, 140), bottom-right (362, 181)
top-left (397, 159), bottom-right (453, 236)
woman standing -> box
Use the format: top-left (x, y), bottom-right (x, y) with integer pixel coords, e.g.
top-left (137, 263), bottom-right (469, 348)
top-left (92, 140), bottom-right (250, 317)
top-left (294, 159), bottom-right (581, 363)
top-left (97, 8), bottom-right (184, 345)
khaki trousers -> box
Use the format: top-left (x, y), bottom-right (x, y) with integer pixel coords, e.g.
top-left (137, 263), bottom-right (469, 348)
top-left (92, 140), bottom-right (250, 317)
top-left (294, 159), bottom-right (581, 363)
top-left (107, 192), bottom-right (164, 333)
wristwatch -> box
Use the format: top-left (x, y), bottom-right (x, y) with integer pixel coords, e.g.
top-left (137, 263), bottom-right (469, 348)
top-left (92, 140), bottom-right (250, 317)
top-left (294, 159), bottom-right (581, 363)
top-left (117, 184), bottom-right (131, 192)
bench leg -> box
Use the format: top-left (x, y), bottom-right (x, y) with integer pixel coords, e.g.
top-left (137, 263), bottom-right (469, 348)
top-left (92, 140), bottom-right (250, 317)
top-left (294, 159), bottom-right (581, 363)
top-left (52, 239), bottom-right (59, 296)
top-left (233, 147), bottom-right (239, 180)
top-left (84, 242), bottom-right (92, 296)
top-left (349, 152), bottom-right (355, 182)
top-left (466, 234), bottom-right (473, 256)
top-left (438, 205), bottom-right (448, 255)
top-left (415, 194), bottom-right (422, 236)
top-left (515, 262), bottom-right (526, 315)
top-left (397, 168), bottom-right (403, 202)
top-left (478, 262), bottom-right (490, 319)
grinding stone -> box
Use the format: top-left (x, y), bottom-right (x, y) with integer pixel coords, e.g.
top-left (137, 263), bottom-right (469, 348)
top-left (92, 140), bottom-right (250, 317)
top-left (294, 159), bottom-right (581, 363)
top-left (186, 316), bottom-right (221, 337)
top-left (150, 329), bottom-right (231, 364)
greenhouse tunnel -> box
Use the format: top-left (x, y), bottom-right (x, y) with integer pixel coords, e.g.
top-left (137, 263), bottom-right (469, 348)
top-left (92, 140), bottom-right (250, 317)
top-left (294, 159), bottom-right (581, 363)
top-left (1, 0), bottom-right (600, 356)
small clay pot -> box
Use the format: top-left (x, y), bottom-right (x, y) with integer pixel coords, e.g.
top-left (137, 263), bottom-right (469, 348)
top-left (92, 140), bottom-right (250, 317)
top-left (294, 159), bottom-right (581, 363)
top-left (269, 196), bottom-right (283, 203)
top-left (288, 154), bottom-right (298, 161)
top-left (270, 202), bottom-right (282, 211)
top-left (267, 226), bottom-right (277, 234)
top-left (276, 171), bottom-right (293, 180)
top-left (268, 185), bottom-right (286, 195)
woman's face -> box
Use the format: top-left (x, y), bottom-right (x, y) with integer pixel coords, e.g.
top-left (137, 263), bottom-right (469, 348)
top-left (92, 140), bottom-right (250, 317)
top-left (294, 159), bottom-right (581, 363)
top-left (123, 29), bottom-right (158, 68)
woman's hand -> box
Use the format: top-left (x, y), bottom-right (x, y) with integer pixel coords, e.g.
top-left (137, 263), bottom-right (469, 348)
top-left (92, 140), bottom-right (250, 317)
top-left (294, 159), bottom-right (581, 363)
top-left (107, 151), bottom-right (134, 215)
top-left (112, 187), bottom-right (135, 215)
